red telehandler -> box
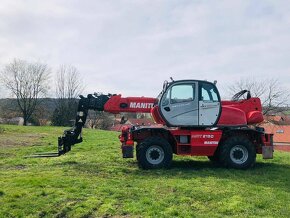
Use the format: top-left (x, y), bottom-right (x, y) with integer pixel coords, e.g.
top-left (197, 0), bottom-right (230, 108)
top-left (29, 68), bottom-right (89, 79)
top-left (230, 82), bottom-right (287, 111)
top-left (41, 79), bottom-right (273, 169)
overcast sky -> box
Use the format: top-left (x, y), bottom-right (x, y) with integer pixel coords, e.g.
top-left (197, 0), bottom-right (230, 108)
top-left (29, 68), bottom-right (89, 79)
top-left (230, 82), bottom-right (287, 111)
top-left (0, 0), bottom-right (290, 99)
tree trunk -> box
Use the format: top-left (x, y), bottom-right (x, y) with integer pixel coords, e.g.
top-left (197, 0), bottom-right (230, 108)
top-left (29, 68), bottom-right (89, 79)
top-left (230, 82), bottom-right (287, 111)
top-left (23, 118), bottom-right (28, 126)
top-left (23, 113), bottom-right (28, 126)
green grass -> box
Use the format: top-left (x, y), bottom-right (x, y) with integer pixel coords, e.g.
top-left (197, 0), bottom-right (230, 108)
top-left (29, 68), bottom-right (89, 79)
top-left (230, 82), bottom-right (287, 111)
top-left (284, 110), bottom-right (290, 115)
top-left (0, 124), bottom-right (290, 217)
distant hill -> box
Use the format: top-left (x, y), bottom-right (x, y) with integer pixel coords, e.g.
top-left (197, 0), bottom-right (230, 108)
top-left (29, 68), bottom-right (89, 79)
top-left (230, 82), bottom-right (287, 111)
top-left (0, 98), bottom-right (58, 120)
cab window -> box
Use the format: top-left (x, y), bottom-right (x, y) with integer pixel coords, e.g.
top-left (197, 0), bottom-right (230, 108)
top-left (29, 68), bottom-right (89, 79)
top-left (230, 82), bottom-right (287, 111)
top-left (170, 84), bottom-right (195, 104)
top-left (201, 83), bottom-right (219, 102)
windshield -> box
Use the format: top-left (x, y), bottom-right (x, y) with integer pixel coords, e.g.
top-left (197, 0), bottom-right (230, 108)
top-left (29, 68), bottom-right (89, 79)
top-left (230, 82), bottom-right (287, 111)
top-left (156, 80), bottom-right (169, 104)
top-left (162, 80), bottom-right (168, 93)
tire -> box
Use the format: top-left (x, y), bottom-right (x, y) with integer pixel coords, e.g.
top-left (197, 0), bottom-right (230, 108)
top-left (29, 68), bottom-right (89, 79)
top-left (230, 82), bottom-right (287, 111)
top-left (219, 135), bottom-right (256, 169)
top-left (136, 144), bottom-right (140, 161)
top-left (137, 137), bottom-right (173, 169)
top-left (207, 154), bottom-right (220, 164)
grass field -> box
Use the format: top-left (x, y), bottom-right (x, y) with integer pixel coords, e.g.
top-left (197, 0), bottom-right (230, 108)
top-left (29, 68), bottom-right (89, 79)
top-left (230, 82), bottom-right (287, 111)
top-left (0, 124), bottom-right (290, 217)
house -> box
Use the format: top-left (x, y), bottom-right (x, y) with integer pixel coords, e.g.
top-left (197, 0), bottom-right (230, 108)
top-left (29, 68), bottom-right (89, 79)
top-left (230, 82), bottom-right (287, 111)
top-left (264, 115), bottom-right (290, 125)
top-left (2, 117), bottom-right (24, 125)
top-left (110, 118), bottom-right (156, 132)
top-left (262, 124), bottom-right (290, 145)
top-left (110, 124), bottom-right (125, 132)
top-left (262, 123), bottom-right (290, 152)
top-left (125, 118), bottom-right (153, 126)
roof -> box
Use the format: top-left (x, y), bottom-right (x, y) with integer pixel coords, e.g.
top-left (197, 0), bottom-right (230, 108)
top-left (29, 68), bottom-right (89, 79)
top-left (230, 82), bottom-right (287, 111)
top-left (264, 115), bottom-right (283, 122)
top-left (262, 123), bottom-right (290, 145)
top-left (110, 118), bottom-right (162, 132)
top-left (264, 115), bottom-right (290, 125)
top-left (110, 124), bottom-right (126, 132)
top-left (125, 118), bottom-right (153, 126)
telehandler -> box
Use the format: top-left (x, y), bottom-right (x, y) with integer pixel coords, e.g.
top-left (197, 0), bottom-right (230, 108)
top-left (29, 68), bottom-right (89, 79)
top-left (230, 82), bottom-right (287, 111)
top-left (38, 79), bottom-right (274, 169)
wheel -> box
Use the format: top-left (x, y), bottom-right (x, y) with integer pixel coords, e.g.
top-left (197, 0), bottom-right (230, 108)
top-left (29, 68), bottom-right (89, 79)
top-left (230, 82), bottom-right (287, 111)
top-left (136, 144), bottom-right (140, 161)
top-left (207, 154), bottom-right (220, 164)
top-left (219, 136), bottom-right (256, 169)
top-left (137, 137), bottom-right (173, 169)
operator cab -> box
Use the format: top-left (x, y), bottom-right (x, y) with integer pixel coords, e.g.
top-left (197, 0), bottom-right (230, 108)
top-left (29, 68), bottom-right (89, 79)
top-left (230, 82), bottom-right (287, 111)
top-left (159, 80), bottom-right (221, 127)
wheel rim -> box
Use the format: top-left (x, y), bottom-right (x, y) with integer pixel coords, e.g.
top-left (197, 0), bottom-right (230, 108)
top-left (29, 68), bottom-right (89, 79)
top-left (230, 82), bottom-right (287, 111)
top-left (146, 145), bottom-right (164, 165)
top-left (230, 145), bottom-right (248, 164)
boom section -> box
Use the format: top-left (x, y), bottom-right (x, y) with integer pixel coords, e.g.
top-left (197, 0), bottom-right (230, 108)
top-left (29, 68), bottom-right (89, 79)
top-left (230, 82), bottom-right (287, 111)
top-left (104, 95), bottom-right (156, 113)
top-left (57, 93), bottom-right (156, 155)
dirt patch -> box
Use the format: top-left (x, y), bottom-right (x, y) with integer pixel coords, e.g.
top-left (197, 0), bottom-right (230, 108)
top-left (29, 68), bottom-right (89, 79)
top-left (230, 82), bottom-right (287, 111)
top-left (14, 164), bottom-right (27, 170)
top-left (0, 133), bottom-right (44, 147)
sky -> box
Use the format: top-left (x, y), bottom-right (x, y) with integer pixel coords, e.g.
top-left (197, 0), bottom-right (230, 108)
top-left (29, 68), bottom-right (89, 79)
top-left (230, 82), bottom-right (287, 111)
top-left (0, 0), bottom-right (290, 99)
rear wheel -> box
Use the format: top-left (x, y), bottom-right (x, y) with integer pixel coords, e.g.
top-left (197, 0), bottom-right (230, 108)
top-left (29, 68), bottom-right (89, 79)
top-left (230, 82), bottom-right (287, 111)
top-left (219, 136), bottom-right (256, 169)
top-left (137, 137), bottom-right (172, 169)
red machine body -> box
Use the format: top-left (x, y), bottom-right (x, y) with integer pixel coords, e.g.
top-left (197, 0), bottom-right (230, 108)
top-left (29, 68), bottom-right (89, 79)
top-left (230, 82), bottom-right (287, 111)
top-left (219, 98), bottom-right (264, 126)
top-left (104, 95), bottom-right (156, 114)
top-left (108, 80), bottom-right (273, 169)
top-left (103, 95), bottom-right (264, 126)
top-left (57, 79), bottom-right (273, 169)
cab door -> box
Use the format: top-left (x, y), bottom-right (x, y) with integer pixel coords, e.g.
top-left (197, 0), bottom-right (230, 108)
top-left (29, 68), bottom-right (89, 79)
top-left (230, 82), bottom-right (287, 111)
top-left (198, 82), bottom-right (221, 126)
top-left (160, 81), bottom-right (198, 126)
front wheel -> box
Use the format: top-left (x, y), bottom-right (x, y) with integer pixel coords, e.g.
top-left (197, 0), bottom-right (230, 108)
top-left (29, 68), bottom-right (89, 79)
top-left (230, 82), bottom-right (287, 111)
top-left (137, 137), bottom-right (172, 169)
top-left (219, 136), bottom-right (256, 169)
top-left (207, 154), bottom-right (220, 165)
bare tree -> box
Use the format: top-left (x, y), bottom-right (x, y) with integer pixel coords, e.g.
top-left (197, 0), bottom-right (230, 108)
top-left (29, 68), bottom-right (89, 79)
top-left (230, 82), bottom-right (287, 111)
top-left (56, 65), bottom-right (83, 100)
top-left (86, 110), bottom-right (98, 128)
top-left (51, 65), bottom-right (83, 126)
top-left (0, 59), bottom-right (50, 125)
top-left (228, 78), bottom-right (290, 115)
top-left (85, 111), bottom-right (113, 129)
top-left (95, 112), bottom-right (114, 130)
